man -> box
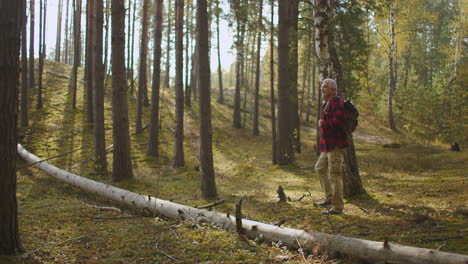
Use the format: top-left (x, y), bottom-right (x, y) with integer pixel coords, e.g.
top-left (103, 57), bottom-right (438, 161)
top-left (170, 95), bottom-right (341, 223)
top-left (315, 78), bottom-right (349, 215)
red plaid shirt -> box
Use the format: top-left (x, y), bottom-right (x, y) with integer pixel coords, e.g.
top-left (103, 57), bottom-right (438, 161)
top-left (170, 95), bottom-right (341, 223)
top-left (319, 95), bottom-right (349, 152)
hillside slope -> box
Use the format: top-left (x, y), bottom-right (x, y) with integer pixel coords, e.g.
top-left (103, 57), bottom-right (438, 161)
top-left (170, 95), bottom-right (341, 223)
top-left (8, 60), bottom-right (467, 263)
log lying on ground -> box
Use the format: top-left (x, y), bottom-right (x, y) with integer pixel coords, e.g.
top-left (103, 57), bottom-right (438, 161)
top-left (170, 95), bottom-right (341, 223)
top-left (17, 144), bottom-right (468, 264)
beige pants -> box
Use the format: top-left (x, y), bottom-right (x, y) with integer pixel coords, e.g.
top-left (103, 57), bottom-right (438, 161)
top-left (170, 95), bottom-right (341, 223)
top-left (315, 148), bottom-right (345, 212)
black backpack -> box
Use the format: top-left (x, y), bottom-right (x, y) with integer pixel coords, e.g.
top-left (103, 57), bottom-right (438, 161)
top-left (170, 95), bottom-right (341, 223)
top-left (343, 100), bottom-right (359, 133)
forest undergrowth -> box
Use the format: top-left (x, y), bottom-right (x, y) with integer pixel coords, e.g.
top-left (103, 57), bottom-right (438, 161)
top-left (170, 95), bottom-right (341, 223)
top-left (4, 60), bottom-right (467, 264)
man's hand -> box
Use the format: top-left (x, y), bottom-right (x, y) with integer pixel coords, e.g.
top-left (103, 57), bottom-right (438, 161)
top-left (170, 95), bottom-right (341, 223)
top-left (318, 119), bottom-right (324, 128)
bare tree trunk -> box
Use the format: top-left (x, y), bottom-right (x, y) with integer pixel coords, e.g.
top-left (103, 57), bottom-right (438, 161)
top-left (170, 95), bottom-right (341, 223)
top-left (126, 0), bottom-right (131, 79)
top-left (269, 0), bottom-right (277, 164)
top-left (216, 0), bottom-right (224, 104)
top-left (29, 0), bottom-right (35, 92)
top-left (186, 50), bottom-right (196, 107)
top-left (277, 0), bottom-right (292, 165)
top-left (148, 0), bottom-right (164, 157)
top-left (388, 0), bottom-right (396, 130)
top-left (233, 27), bottom-right (245, 128)
top-left (198, 0), bottom-right (217, 200)
top-left (37, 0), bottom-right (46, 109)
top-left (136, 0), bottom-right (150, 134)
top-left (111, 0), bottom-right (133, 182)
top-left (164, 0), bottom-right (173, 89)
top-left (55, 0), bottom-right (63, 62)
top-left (71, 0), bottom-right (82, 109)
top-left (184, 2), bottom-right (190, 106)
top-left (0, 0), bottom-right (23, 254)
top-left (130, 0), bottom-right (136, 93)
top-left (20, 0), bottom-right (29, 128)
top-left (64, 0), bottom-right (70, 64)
top-left (93, 0), bottom-right (107, 175)
top-left (289, 0), bottom-right (300, 154)
top-left (253, 0), bottom-right (263, 136)
top-left (85, 0), bottom-right (95, 123)
top-left (103, 0), bottom-right (110, 76)
top-left (173, 0), bottom-right (185, 168)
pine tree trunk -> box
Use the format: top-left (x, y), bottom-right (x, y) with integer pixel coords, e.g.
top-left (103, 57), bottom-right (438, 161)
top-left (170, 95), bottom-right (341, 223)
top-left (277, 0), bottom-right (292, 165)
top-left (64, 0), bottom-right (70, 64)
top-left (233, 27), bottom-right (245, 129)
top-left (388, 0), bottom-right (396, 130)
top-left (253, 0), bottom-right (263, 136)
top-left (216, 0), bottom-right (224, 104)
top-left (289, 0), bottom-right (300, 154)
top-left (269, 0), bottom-right (277, 164)
top-left (85, 0), bottom-right (95, 123)
top-left (136, 0), bottom-right (150, 134)
top-left (126, 0), bottom-right (131, 80)
top-left (129, 0), bottom-right (136, 94)
top-left (198, 0), bottom-right (217, 200)
top-left (29, 0), bottom-right (35, 92)
top-left (184, 2), bottom-right (191, 106)
top-left (0, 0), bottom-right (23, 254)
top-left (55, 0), bottom-right (63, 62)
top-left (71, 0), bottom-right (82, 109)
top-left (164, 0), bottom-right (173, 89)
top-left (103, 0), bottom-right (110, 76)
top-left (93, 0), bottom-right (107, 175)
top-left (37, 0), bottom-right (45, 109)
top-left (148, 0), bottom-right (164, 157)
top-left (173, 0), bottom-right (185, 168)
top-left (20, 0), bottom-right (29, 128)
top-left (111, 0), bottom-right (133, 182)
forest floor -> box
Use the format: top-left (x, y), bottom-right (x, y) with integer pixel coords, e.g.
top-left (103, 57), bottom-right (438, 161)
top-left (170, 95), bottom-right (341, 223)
top-left (2, 60), bottom-right (467, 264)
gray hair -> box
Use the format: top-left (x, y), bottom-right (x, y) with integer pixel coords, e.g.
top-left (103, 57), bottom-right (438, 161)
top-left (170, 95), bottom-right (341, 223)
top-left (323, 78), bottom-right (338, 91)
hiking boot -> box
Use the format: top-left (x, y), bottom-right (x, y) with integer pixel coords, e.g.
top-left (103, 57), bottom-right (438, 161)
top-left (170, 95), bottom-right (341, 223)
top-left (321, 209), bottom-right (341, 215)
top-left (317, 201), bottom-right (331, 207)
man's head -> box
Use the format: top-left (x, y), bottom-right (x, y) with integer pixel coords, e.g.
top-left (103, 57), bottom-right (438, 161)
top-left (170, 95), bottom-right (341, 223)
top-left (321, 78), bottom-right (337, 100)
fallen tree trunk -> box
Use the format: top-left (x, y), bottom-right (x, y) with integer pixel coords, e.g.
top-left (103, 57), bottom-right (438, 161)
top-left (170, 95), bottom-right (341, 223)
top-left (17, 144), bottom-right (468, 264)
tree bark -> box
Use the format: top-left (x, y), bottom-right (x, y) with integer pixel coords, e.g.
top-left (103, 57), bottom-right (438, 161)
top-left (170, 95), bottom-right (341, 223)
top-left (233, 27), bottom-right (245, 128)
top-left (277, 0), bottom-right (292, 165)
top-left (64, 0), bottom-right (70, 64)
top-left (198, 0), bottom-right (217, 200)
top-left (55, 0), bottom-right (63, 62)
top-left (0, 0), bottom-right (23, 254)
top-left (136, 0), bottom-right (150, 134)
top-left (148, 0), bottom-right (164, 157)
top-left (93, 0), bottom-right (107, 175)
top-left (18, 145), bottom-right (468, 264)
top-left (253, 0), bottom-right (263, 136)
top-left (164, 0), bottom-right (173, 90)
top-left (173, 0), bottom-right (185, 168)
top-left (29, 0), bottom-right (35, 93)
top-left (269, 0), bottom-right (277, 164)
top-left (130, 0), bottom-right (136, 94)
top-left (388, 0), bottom-right (396, 130)
top-left (85, 0), bottom-right (95, 123)
top-left (289, 0), bottom-right (300, 154)
top-left (37, 0), bottom-right (46, 109)
top-left (20, 0), bottom-right (29, 128)
top-left (111, 0), bottom-right (133, 182)
top-left (71, 0), bottom-right (82, 109)
top-left (216, 0), bottom-right (224, 104)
